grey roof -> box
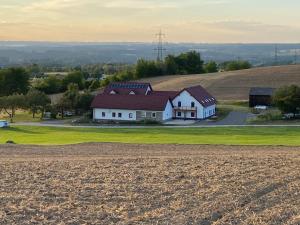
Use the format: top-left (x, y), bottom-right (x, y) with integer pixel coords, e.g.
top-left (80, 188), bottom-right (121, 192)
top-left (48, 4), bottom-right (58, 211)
top-left (249, 87), bottom-right (275, 96)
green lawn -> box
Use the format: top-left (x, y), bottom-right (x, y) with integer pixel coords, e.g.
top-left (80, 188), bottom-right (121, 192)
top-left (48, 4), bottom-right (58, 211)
top-left (0, 126), bottom-right (300, 146)
top-left (0, 111), bottom-right (42, 123)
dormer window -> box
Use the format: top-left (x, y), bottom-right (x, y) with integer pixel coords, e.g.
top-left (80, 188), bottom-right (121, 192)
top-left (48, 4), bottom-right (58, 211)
top-left (110, 90), bottom-right (117, 95)
top-left (129, 91), bottom-right (136, 95)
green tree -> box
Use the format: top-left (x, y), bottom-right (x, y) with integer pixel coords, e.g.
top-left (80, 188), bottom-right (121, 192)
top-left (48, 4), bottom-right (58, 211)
top-left (26, 89), bottom-right (51, 118)
top-left (88, 80), bottom-right (100, 91)
top-left (175, 51), bottom-right (204, 74)
top-left (0, 94), bottom-right (26, 122)
top-left (0, 68), bottom-right (30, 96)
top-left (76, 92), bottom-right (94, 112)
top-left (204, 61), bottom-right (218, 73)
top-left (221, 60), bottom-right (252, 71)
top-left (33, 75), bottom-right (62, 94)
top-left (165, 55), bottom-right (178, 75)
top-left (63, 83), bottom-right (80, 112)
top-left (56, 96), bottom-right (72, 119)
top-left (135, 59), bottom-right (163, 78)
top-left (273, 85), bottom-right (300, 116)
top-left (62, 71), bottom-right (84, 90)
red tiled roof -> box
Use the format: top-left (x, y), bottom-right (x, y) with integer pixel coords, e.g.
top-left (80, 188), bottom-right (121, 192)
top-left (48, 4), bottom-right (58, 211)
top-left (149, 91), bottom-right (179, 99)
top-left (103, 82), bottom-right (152, 95)
top-left (180, 85), bottom-right (216, 107)
top-left (91, 94), bottom-right (171, 111)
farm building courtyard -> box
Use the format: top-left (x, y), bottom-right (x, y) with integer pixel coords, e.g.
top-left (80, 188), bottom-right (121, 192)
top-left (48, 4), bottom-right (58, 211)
top-left (0, 143), bottom-right (299, 225)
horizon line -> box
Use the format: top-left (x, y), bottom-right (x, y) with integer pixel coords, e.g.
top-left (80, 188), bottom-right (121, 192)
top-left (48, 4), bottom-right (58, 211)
top-left (0, 40), bottom-right (300, 45)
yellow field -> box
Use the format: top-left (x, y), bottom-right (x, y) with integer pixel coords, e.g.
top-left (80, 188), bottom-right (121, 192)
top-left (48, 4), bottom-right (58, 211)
top-left (140, 65), bottom-right (300, 100)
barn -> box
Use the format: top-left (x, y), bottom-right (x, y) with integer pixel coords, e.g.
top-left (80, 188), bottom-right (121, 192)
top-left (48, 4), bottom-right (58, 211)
top-left (249, 87), bottom-right (275, 107)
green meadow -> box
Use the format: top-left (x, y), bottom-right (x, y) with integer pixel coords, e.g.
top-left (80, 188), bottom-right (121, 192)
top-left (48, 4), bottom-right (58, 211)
top-left (0, 126), bottom-right (300, 146)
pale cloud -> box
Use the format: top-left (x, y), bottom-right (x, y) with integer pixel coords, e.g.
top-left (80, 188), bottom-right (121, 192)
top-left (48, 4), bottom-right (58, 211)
top-left (1, 0), bottom-right (300, 42)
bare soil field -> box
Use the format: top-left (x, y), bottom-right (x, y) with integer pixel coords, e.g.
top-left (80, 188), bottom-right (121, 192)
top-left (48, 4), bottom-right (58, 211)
top-left (0, 143), bottom-right (300, 225)
top-left (141, 65), bottom-right (300, 100)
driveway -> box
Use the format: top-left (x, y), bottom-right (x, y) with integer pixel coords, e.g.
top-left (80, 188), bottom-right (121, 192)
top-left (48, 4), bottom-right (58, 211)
top-left (197, 111), bottom-right (256, 126)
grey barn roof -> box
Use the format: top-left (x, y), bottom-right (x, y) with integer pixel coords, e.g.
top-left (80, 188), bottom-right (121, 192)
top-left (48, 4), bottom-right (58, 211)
top-left (249, 87), bottom-right (275, 96)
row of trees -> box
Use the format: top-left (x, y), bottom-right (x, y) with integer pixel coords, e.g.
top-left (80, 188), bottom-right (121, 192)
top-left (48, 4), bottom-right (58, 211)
top-left (32, 71), bottom-right (100, 94)
top-left (0, 89), bottom-right (50, 121)
top-left (0, 85), bottom-right (94, 122)
top-left (101, 51), bottom-right (252, 86)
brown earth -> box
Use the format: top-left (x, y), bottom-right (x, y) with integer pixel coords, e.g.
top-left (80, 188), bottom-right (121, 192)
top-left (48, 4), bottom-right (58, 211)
top-left (140, 65), bottom-right (300, 100)
top-left (0, 143), bottom-right (300, 225)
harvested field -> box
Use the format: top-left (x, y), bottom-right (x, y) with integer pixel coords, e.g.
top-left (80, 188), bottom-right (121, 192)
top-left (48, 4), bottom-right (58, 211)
top-left (140, 65), bottom-right (300, 100)
top-left (0, 143), bottom-right (300, 225)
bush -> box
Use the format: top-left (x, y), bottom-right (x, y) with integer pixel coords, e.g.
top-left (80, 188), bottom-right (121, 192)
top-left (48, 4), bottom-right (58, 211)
top-left (220, 60), bottom-right (252, 71)
top-left (273, 85), bottom-right (300, 115)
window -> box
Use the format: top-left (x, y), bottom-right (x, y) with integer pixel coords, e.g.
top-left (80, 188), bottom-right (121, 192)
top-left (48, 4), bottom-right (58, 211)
top-left (112, 112), bottom-right (116, 118)
top-left (178, 101), bottom-right (182, 107)
top-left (129, 113), bottom-right (133, 118)
top-left (191, 102), bottom-right (195, 108)
top-left (191, 112), bottom-right (195, 118)
top-left (152, 112), bottom-right (156, 118)
top-left (102, 112), bottom-right (106, 117)
top-left (177, 112), bottom-right (182, 117)
top-left (118, 113), bottom-right (122, 118)
top-left (141, 111), bottom-right (146, 118)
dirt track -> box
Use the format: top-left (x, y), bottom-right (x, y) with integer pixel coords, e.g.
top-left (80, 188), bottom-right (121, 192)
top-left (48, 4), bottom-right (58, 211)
top-left (0, 143), bottom-right (300, 224)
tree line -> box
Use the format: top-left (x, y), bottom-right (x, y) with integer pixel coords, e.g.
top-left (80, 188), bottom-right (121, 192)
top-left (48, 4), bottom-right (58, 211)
top-left (101, 51), bottom-right (252, 86)
top-left (0, 68), bottom-right (94, 122)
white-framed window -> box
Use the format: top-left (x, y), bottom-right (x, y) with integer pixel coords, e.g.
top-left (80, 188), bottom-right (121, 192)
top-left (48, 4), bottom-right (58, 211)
top-left (102, 112), bottom-right (106, 117)
top-left (177, 112), bottom-right (182, 117)
top-left (129, 113), bottom-right (133, 118)
top-left (178, 101), bottom-right (182, 107)
top-left (152, 112), bottom-right (156, 118)
top-left (118, 113), bottom-right (122, 118)
top-left (191, 102), bottom-right (195, 108)
top-left (112, 112), bottom-right (116, 118)
top-left (191, 112), bottom-right (195, 118)
top-left (141, 111), bottom-right (146, 118)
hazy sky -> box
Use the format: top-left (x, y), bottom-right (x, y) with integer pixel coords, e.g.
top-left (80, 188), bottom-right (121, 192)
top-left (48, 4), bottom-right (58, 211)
top-left (1, 0), bottom-right (300, 43)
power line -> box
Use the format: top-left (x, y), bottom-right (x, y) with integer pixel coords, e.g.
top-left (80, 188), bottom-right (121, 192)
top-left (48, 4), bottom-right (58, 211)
top-left (274, 44), bottom-right (278, 66)
top-left (154, 29), bottom-right (166, 62)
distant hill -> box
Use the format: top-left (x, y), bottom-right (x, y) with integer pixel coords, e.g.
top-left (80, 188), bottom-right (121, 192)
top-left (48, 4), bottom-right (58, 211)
top-left (0, 42), bottom-right (299, 66)
top-left (140, 65), bottom-right (300, 100)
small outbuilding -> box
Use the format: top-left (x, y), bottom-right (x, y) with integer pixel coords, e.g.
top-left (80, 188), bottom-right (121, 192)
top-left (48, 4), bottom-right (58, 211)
top-left (249, 87), bottom-right (275, 107)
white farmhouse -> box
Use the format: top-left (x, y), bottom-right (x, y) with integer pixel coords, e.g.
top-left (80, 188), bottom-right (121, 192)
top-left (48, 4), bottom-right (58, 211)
top-left (91, 82), bottom-right (216, 122)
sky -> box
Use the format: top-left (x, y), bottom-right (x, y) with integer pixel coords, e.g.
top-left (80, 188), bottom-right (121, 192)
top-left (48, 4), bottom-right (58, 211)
top-left (1, 0), bottom-right (300, 43)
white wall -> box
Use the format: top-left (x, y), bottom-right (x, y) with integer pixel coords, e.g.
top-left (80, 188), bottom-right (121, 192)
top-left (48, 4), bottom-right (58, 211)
top-left (172, 90), bottom-right (204, 119)
top-left (203, 105), bottom-right (216, 118)
top-left (94, 109), bottom-right (137, 121)
top-left (162, 100), bottom-right (173, 121)
top-left (172, 90), bottom-right (216, 119)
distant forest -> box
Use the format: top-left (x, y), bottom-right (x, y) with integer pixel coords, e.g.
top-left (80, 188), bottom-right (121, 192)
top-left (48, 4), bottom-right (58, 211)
top-left (0, 42), bottom-right (299, 68)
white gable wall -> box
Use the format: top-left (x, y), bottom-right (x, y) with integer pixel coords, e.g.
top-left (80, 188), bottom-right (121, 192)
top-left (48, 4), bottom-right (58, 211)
top-left (163, 100), bottom-right (173, 121)
top-left (172, 90), bottom-right (216, 119)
